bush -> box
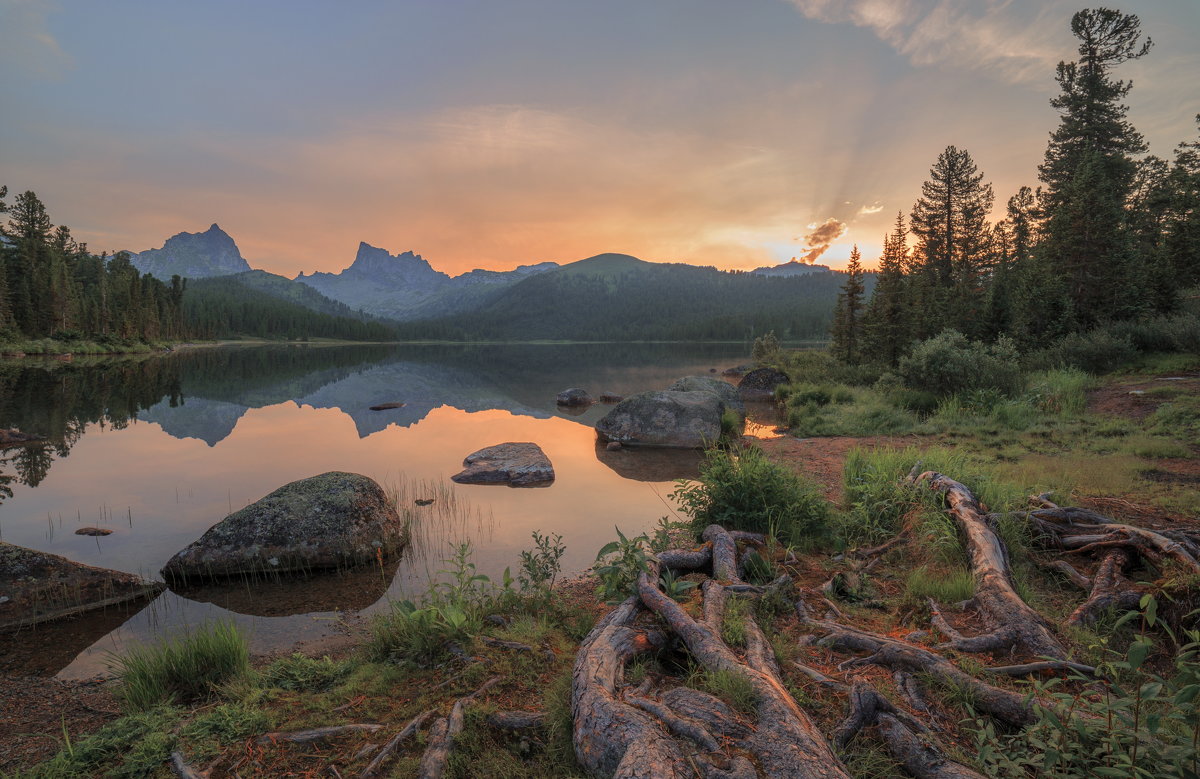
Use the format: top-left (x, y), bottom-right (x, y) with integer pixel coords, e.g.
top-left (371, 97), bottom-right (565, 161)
top-left (671, 445), bottom-right (828, 545)
top-left (897, 330), bottom-right (1023, 397)
top-left (1035, 328), bottom-right (1139, 373)
top-left (109, 622), bottom-right (250, 711)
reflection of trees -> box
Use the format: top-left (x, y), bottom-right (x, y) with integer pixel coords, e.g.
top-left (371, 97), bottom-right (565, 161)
top-left (0, 355), bottom-right (184, 503)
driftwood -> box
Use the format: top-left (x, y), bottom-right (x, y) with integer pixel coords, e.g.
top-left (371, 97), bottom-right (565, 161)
top-left (360, 709), bottom-right (434, 779)
top-left (417, 676), bottom-right (503, 779)
top-left (912, 471), bottom-right (1067, 659)
top-left (257, 724), bottom-right (383, 745)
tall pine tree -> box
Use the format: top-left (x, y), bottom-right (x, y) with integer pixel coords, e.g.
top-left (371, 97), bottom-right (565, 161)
top-left (909, 145), bottom-right (994, 338)
top-left (830, 245), bottom-right (865, 364)
top-left (1037, 8), bottom-right (1152, 326)
top-left (862, 213), bottom-right (911, 366)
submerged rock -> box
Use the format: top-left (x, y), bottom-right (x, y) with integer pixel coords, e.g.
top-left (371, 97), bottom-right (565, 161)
top-left (451, 442), bottom-right (555, 487)
top-left (737, 367), bottom-right (790, 401)
top-left (667, 375), bottom-right (745, 415)
top-left (595, 390), bottom-right (731, 448)
top-left (369, 401), bottom-right (406, 411)
top-left (74, 527), bottom-right (113, 537)
top-left (598, 392), bottom-right (624, 403)
top-left (161, 471), bottom-right (405, 583)
top-left (0, 542), bottom-right (162, 630)
top-left (556, 388), bottom-right (593, 406)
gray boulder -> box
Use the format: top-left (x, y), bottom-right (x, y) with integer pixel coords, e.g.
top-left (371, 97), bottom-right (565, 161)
top-left (667, 375), bottom-right (745, 415)
top-left (556, 388), bottom-right (593, 406)
top-left (595, 390), bottom-right (731, 448)
top-left (738, 367), bottom-right (790, 401)
top-left (451, 442), bottom-right (555, 487)
top-left (161, 472), bottom-right (404, 583)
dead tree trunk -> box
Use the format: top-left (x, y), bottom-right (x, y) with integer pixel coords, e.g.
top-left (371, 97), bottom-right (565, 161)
top-left (913, 471), bottom-right (1066, 659)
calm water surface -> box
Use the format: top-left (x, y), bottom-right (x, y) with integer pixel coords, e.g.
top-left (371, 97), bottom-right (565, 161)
top-left (0, 343), bottom-right (771, 677)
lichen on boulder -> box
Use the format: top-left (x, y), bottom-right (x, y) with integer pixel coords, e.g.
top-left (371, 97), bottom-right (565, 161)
top-left (161, 471), bottom-right (405, 583)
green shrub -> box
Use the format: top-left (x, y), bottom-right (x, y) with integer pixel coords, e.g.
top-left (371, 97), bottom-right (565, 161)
top-left (368, 599), bottom-right (474, 665)
top-left (109, 622), bottom-right (250, 711)
top-left (897, 330), bottom-right (1023, 397)
top-left (1036, 328), bottom-right (1139, 373)
top-left (671, 445), bottom-right (828, 544)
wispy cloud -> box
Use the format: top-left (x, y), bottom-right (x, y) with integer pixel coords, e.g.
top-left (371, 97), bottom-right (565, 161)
top-left (786, 0), bottom-right (1071, 85)
top-left (0, 0), bottom-right (72, 78)
top-left (857, 202), bottom-right (883, 216)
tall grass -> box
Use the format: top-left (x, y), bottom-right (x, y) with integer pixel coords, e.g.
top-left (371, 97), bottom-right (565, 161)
top-left (108, 621), bottom-right (250, 711)
top-left (381, 474), bottom-right (495, 562)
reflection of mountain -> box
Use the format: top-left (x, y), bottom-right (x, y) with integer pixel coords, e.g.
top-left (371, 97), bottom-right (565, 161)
top-left (140, 397), bottom-right (250, 446)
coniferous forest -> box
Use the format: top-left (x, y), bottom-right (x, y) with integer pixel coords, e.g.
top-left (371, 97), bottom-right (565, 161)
top-left (831, 9), bottom-right (1199, 366)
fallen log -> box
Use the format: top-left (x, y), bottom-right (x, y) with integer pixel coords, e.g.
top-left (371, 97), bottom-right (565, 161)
top-left (912, 471), bottom-right (1066, 659)
top-left (257, 724), bottom-right (383, 745)
top-left (417, 676), bottom-right (503, 779)
top-left (360, 709), bottom-right (434, 778)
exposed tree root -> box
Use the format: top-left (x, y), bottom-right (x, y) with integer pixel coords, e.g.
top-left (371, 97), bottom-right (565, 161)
top-left (912, 471), bottom-right (1067, 659)
top-left (799, 604), bottom-right (1035, 727)
top-left (486, 711), bottom-right (546, 731)
top-left (1064, 549), bottom-right (1142, 628)
top-left (417, 676), bottom-right (503, 779)
top-left (169, 751), bottom-right (207, 779)
top-left (833, 681), bottom-right (987, 779)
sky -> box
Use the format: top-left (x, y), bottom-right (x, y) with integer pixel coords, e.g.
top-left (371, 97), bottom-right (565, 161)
top-left (2, 1), bottom-right (1198, 276)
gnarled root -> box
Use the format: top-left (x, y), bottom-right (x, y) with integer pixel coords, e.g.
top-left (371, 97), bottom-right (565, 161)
top-left (912, 471), bottom-right (1066, 659)
top-left (833, 682), bottom-right (986, 779)
top-left (1064, 549), bottom-right (1141, 629)
top-left (417, 676), bottom-right (503, 779)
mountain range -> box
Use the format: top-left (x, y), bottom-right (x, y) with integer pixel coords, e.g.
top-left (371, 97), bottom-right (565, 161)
top-left (129, 225), bottom-right (850, 341)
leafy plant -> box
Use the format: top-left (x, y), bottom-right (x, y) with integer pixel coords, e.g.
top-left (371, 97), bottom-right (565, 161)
top-left (519, 530), bottom-right (566, 597)
top-left (594, 527), bottom-right (652, 603)
top-left (658, 568), bottom-right (698, 602)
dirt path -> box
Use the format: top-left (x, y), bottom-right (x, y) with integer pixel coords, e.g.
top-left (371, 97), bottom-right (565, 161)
top-left (754, 434), bottom-right (918, 504)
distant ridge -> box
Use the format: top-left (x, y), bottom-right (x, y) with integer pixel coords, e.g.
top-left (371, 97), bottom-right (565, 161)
top-left (749, 259), bottom-right (831, 277)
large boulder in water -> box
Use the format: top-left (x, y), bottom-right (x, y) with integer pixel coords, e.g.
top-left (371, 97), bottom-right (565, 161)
top-left (595, 390), bottom-right (730, 448)
top-left (667, 376), bottom-right (745, 415)
top-left (737, 367), bottom-right (790, 401)
top-left (451, 442), bottom-right (555, 487)
top-left (161, 472), bottom-right (405, 583)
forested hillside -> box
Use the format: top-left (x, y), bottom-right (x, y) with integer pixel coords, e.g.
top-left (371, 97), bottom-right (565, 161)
top-left (395, 254), bottom-right (860, 341)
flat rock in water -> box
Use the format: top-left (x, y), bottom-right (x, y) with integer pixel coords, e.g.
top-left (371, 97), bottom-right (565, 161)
top-left (160, 471), bottom-right (406, 583)
top-left (74, 527), bottom-right (113, 536)
top-left (595, 390), bottom-right (730, 448)
top-left (0, 542), bottom-right (162, 629)
top-left (451, 442), bottom-right (555, 487)
top-left (369, 402), bottom-right (406, 411)
top-left (556, 388), bottom-right (593, 406)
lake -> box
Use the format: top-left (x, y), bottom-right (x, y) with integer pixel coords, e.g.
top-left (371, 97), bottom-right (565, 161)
top-left (0, 343), bottom-right (772, 678)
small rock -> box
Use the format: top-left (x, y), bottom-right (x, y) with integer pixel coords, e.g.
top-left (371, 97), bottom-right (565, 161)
top-left (369, 402), bottom-right (406, 410)
top-left (414, 498), bottom-right (435, 506)
top-left (556, 388), bottom-right (593, 406)
top-left (75, 527), bottom-right (113, 537)
top-left (451, 442), bottom-right (555, 487)
top-left (485, 614), bottom-right (509, 627)
top-left (598, 392), bottom-right (624, 403)
top-left (1129, 390), bottom-right (1146, 396)
top-left (606, 441), bottom-right (623, 451)
top-left (709, 368), bottom-right (717, 373)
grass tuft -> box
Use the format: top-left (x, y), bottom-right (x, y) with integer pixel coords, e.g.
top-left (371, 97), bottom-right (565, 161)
top-left (109, 621), bottom-right (250, 711)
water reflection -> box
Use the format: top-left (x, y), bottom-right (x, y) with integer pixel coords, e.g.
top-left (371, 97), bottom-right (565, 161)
top-left (0, 342), bottom-right (757, 677)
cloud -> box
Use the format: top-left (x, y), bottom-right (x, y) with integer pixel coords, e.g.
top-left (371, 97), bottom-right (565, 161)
top-left (857, 202), bottom-right (883, 216)
top-left (796, 217), bottom-right (847, 263)
top-left (0, 0), bottom-right (72, 78)
top-left (786, 0), bottom-right (1071, 84)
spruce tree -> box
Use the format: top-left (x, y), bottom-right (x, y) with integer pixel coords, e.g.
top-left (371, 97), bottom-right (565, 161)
top-left (830, 245), bottom-right (865, 364)
top-left (909, 145), bottom-right (994, 338)
top-left (1037, 7), bottom-right (1152, 326)
top-left (862, 213), bottom-right (911, 366)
